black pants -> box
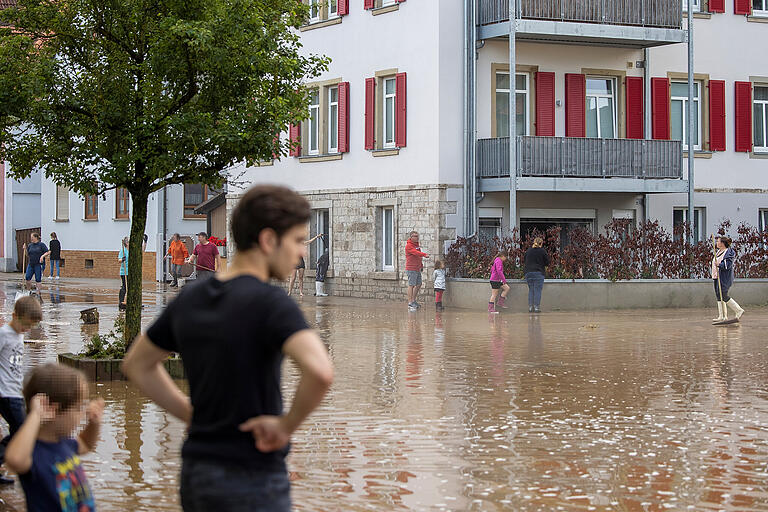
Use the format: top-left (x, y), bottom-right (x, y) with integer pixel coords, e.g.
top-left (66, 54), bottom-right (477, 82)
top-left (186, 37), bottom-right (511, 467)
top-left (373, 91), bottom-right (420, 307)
top-left (714, 279), bottom-right (730, 301)
top-left (0, 397), bottom-right (26, 463)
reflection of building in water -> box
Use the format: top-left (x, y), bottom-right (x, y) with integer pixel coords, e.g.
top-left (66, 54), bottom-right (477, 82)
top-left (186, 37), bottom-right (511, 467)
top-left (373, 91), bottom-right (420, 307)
top-left (405, 316), bottom-right (423, 388)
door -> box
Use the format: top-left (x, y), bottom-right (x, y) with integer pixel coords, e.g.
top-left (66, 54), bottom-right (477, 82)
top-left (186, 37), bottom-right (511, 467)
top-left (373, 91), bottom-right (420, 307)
top-left (15, 227), bottom-right (41, 271)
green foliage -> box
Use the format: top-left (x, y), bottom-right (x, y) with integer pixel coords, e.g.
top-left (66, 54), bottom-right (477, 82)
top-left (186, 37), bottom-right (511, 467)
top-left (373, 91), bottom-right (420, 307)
top-left (80, 316), bottom-right (127, 360)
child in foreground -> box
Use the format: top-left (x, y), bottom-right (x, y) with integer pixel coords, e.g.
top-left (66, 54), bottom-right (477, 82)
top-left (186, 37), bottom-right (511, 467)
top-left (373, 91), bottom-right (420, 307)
top-left (6, 363), bottom-right (104, 512)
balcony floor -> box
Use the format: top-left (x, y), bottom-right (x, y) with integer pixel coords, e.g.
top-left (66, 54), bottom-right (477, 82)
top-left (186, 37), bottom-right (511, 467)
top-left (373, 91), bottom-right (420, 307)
top-left (479, 20), bottom-right (686, 48)
top-left (480, 176), bottom-right (689, 194)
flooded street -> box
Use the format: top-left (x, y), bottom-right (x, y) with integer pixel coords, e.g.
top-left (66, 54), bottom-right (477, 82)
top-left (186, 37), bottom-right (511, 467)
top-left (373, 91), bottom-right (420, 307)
top-left (0, 276), bottom-right (767, 510)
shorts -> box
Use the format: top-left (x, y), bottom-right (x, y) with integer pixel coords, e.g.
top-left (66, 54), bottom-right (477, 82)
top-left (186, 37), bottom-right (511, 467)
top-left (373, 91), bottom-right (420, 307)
top-left (406, 270), bottom-right (422, 286)
top-left (490, 280), bottom-right (503, 290)
top-left (25, 264), bottom-right (42, 283)
top-left (434, 288), bottom-right (445, 292)
top-left (296, 257), bottom-right (305, 270)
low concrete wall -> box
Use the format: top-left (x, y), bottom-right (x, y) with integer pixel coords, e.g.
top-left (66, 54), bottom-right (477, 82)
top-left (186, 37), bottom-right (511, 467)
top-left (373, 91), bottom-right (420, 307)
top-left (444, 278), bottom-right (768, 311)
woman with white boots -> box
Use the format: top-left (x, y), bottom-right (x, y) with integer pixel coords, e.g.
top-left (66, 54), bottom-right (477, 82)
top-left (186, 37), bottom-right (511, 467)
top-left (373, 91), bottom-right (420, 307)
top-left (712, 235), bottom-right (745, 324)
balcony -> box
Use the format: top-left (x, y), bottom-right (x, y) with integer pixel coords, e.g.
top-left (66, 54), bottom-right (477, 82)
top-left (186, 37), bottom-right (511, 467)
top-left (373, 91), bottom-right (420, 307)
top-left (477, 136), bottom-right (687, 193)
top-left (478, 0), bottom-right (686, 47)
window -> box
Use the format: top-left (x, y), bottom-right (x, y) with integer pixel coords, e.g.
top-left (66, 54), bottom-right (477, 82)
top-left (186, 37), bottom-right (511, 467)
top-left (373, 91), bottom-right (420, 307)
top-left (308, 88), bottom-right (320, 155)
top-left (479, 218), bottom-right (502, 242)
top-left (84, 193), bottom-right (98, 220)
top-left (55, 185), bottom-right (69, 221)
top-left (383, 78), bottom-right (396, 148)
top-left (329, 0), bottom-right (338, 16)
top-left (495, 72), bottom-right (529, 137)
top-left (309, 0), bottom-right (321, 22)
top-left (754, 86), bottom-right (768, 153)
top-left (673, 207), bottom-right (705, 243)
top-left (682, 0), bottom-right (700, 11)
top-left (671, 82), bottom-right (701, 151)
top-left (328, 86), bottom-right (339, 154)
top-left (310, 208), bottom-right (331, 269)
top-left (586, 78), bottom-right (617, 139)
top-left (753, 0), bottom-right (768, 14)
top-left (382, 207), bottom-right (394, 270)
top-left (184, 184), bottom-right (209, 218)
top-left (116, 188), bottom-right (130, 219)
top-left (759, 209), bottom-right (768, 232)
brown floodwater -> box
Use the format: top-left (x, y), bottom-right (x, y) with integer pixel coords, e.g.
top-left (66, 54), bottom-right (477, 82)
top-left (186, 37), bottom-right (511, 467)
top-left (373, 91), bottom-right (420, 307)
top-left (0, 277), bottom-right (767, 511)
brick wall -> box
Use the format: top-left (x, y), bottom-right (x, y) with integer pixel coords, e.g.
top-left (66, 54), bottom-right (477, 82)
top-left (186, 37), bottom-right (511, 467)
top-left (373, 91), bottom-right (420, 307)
top-left (59, 250), bottom-right (156, 280)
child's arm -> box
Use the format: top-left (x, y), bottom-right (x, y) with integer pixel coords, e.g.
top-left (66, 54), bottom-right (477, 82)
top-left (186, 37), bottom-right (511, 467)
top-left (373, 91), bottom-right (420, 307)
top-left (6, 395), bottom-right (55, 475)
top-left (77, 398), bottom-right (105, 455)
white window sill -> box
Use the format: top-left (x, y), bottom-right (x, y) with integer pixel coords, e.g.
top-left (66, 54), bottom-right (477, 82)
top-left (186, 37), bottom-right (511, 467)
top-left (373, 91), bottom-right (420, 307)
top-left (372, 4), bottom-right (399, 15)
top-left (82, 219), bottom-right (99, 222)
top-left (372, 148), bottom-right (400, 157)
top-left (682, 150), bottom-right (712, 159)
top-left (300, 17), bottom-right (342, 31)
top-left (748, 12), bottom-right (768, 22)
top-left (53, 218), bottom-right (69, 223)
top-left (113, 217), bottom-right (130, 222)
top-left (299, 154), bottom-right (343, 163)
top-left (750, 151), bottom-right (768, 159)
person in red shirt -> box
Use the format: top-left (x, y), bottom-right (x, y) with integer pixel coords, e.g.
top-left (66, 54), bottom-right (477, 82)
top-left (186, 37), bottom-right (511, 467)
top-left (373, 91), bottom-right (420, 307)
top-left (405, 231), bottom-right (429, 310)
top-left (186, 232), bottom-right (221, 282)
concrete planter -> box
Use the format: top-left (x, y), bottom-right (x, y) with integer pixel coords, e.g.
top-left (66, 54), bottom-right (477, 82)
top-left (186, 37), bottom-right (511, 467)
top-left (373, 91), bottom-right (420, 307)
top-left (444, 278), bottom-right (768, 311)
top-left (58, 353), bottom-right (186, 381)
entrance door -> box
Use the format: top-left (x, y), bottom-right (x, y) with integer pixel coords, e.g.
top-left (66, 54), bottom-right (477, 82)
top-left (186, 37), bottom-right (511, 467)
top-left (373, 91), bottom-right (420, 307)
top-left (15, 227), bottom-right (41, 271)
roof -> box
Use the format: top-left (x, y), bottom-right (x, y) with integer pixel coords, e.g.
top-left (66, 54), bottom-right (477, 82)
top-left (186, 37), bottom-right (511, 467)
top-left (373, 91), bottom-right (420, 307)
top-left (194, 192), bottom-right (226, 215)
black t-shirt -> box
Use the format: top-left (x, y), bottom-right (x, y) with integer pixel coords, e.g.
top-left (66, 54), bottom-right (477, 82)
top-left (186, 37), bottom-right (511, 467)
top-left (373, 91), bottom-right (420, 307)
top-left (146, 275), bottom-right (309, 470)
top-left (26, 242), bottom-right (48, 265)
top-left (49, 240), bottom-right (61, 260)
top-left (524, 247), bottom-right (550, 275)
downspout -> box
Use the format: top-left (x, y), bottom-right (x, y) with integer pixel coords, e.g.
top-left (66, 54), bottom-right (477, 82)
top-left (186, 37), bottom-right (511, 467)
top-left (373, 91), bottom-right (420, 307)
top-left (162, 185), bottom-right (167, 283)
top-left (463, 0), bottom-right (477, 237)
top-left (508, 0), bottom-right (517, 233)
top-left (686, 0), bottom-right (695, 244)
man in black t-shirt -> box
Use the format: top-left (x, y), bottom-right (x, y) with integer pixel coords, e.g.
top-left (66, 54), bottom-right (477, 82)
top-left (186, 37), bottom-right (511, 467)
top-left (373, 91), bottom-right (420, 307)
top-left (123, 185), bottom-right (334, 512)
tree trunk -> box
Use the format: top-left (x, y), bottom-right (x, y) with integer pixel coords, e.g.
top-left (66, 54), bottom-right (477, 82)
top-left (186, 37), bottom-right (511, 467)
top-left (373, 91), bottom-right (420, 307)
top-left (125, 190), bottom-right (149, 347)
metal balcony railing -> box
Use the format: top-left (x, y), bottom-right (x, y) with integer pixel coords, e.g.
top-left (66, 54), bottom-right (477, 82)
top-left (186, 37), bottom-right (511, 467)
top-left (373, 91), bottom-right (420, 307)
top-left (477, 136), bottom-right (683, 179)
top-left (478, 0), bottom-right (682, 29)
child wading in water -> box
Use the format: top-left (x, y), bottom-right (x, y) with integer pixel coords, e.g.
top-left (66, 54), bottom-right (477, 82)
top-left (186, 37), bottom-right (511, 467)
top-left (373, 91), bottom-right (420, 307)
top-left (433, 261), bottom-right (446, 311)
top-left (6, 363), bottom-right (104, 511)
top-left (488, 251), bottom-right (510, 313)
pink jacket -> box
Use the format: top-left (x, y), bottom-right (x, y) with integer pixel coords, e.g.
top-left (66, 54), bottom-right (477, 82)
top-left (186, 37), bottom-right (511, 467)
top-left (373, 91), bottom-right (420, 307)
top-left (490, 257), bottom-right (507, 283)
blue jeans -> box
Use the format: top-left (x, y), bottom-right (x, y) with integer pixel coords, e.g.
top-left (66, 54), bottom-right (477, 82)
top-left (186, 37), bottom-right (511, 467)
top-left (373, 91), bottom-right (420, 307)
top-left (25, 263), bottom-right (42, 282)
top-left (525, 272), bottom-right (545, 307)
top-left (0, 397), bottom-right (26, 463)
top-left (49, 259), bottom-right (61, 277)
top-left (180, 459), bottom-right (290, 512)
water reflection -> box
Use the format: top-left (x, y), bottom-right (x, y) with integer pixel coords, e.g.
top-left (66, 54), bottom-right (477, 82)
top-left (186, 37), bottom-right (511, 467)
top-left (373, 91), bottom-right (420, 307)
top-left (0, 278), bottom-right (765, 510)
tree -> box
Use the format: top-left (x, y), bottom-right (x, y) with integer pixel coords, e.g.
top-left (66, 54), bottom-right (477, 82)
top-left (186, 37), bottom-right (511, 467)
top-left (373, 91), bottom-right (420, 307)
top-left (0, 0), bottom-right (328, 344)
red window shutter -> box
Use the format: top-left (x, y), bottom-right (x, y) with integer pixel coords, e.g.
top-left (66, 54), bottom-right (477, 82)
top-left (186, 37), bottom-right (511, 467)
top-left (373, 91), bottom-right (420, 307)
top-left (338, 82), bottom-right (350, 153)
top-left (365, 78), bottom-right (376, 150)
top-left (535, 72), bottom-right (555, 137)
top-left (364, 0), bottom-right (375, 9)
top-left (395, 72), bottom-right (407, 148)
top-left (708, 80), bottom-right (726, 151)
top-left (734, 81), bottom-right (753, 152)
top-left (625, 76), bottom-right (644, 139)
top-left (651, 77), bottom-right (670, 140)
top-left (734, 0), bottom-right (751, 14)
top-left (289, 124), bottom-right (301, 157)
top-left (709, 0), bottom-right (725, 12)
top-left (396, 0), bottom-right (406, 2)
top-left (565, 73), bottom-right (586, 137)
top-left (338, 0), bottom-right (349, 15)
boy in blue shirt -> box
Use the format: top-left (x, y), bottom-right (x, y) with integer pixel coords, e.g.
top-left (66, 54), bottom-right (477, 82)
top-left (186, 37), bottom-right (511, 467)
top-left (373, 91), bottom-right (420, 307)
top-left (6, 363), bottom-right (104, 512)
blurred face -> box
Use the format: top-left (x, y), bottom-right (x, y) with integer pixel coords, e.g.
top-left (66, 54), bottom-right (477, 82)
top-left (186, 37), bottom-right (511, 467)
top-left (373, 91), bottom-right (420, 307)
top-left (53, 381), bottom-right (88, 438)
top-left (410, 233), bottom-right (419, 244)
top-left (716, 238), bottom-right (725, 250)
top-left (14, 314), bottom-right (39, 333)
top-left (197, 235), bottom-right (207, 244)
top-left (31, 234), bottom-right (39, 243)
top-left (265, 224), bottom-right (308, 280)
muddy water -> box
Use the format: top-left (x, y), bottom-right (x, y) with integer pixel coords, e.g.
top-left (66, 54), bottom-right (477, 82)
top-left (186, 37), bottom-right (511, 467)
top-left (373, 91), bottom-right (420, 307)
top-left (0, 278), bottom-right (767, 511)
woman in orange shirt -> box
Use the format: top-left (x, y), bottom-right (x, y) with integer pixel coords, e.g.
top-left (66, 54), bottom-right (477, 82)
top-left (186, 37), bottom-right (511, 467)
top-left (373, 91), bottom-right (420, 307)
top-left (165, 233), bottom-right (189, 288)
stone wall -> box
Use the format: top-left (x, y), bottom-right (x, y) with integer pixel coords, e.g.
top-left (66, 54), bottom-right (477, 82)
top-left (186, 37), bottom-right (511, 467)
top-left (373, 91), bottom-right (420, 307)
top-left (58, 250), bottom-right (156, 280)
top-left (228, 184), bottom-right (461, 301)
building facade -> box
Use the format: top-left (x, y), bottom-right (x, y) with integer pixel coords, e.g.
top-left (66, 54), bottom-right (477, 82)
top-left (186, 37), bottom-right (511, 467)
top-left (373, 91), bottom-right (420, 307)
top-left (231, 0), bottom-right (767, 298)
top-left (0, 163), bottom-right (41, 272)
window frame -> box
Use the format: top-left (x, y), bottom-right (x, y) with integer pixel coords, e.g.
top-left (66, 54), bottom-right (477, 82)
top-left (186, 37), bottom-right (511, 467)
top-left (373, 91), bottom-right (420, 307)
top-left (183, 184), bottom-right (209, 219)
top-left (494, 71), bottom-right (530, 138)
top-left (682, 0), bottom-right (700, 11)
top-left (84, 193), bottom-right (99, 220)
top-left (115, 188), bottom-right (130, 219)
top-left (753, 85), bottom-right (768, 153)
top-left (382, 206), bottom-right (395, 271)
top-left (585, 76), bottom-right (618, 139)
top-left (670, 81), bottom-right (702, 151)
top-left (753, 0), bottom-right (768, 15)
top-left (328, 0), bottom-right (338, 17)
top-left (673, 207), bottom-right (706, 243)
top-left (383, 77), bottom-right (397, 149)
top-left (479, 217), bottom-right (502, 242)
top-left (55, 185), bottom-right (70, 221)
top-left (328, 86), bottom-right (339, 154)
top-left (759, 208), bottom-right (768, 232)
top-left (308, 88), bottom-right (321, 155)
top-left (309, 0), bottom-right (321, 22)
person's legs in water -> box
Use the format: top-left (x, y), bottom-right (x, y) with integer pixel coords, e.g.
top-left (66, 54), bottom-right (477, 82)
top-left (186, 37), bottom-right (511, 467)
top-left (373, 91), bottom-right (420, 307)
top-left (287, 269), bottom-right (297, 295)
top-left (489, 284), bottom-right (500, 313)
top-left (121, 275), bottom-right (128, 306)
top-left (525, 273), bottom-right (535, 312)
top-left (726, 296), bottom-right (745, 319)
top-left (297, 268), bottom-right (305, 297)
top-left (533, 272), bottom-right (544, 312)
top-left (435, 289), bottom-right (444, 310)
top-left (497, 283), bottom-right (510, 309)
top-left (32, 264), bottom-right (42, 292)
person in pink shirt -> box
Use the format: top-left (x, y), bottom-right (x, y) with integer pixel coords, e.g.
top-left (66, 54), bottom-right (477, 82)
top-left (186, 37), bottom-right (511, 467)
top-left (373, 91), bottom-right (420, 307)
top-left (488, 251), bottom-right (510, 314)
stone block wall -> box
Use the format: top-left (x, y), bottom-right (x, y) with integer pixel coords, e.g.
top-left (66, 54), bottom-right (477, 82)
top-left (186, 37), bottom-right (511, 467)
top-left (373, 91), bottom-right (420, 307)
top-left (228, 184), bottom-right (460, 302)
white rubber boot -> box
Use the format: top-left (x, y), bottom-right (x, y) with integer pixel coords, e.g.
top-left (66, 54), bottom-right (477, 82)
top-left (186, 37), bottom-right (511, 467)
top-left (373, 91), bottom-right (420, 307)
top-left (712, 302), bottom-right (724, 323)
top-left (726, 298), bottom-right (744, 319)
top-left (315, 282), bottom-right (322, 296)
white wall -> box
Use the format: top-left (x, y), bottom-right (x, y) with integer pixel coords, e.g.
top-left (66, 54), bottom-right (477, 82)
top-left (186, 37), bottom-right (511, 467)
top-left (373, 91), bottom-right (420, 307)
top-left (237, 0), bottom-right (464, 193)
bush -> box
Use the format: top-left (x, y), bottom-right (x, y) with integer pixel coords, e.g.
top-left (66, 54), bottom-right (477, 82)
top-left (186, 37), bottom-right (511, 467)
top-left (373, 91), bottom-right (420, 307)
top-left (80, 317), bottom-right (127, 359)
top-left (445, 220), bottom-right (768, 281)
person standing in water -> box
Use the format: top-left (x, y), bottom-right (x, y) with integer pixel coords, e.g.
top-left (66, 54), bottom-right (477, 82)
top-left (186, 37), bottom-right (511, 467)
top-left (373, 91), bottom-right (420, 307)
top-left (712, 235), bottom-right (744, 323)
top-left (488, 251), bottom-right (510, 314)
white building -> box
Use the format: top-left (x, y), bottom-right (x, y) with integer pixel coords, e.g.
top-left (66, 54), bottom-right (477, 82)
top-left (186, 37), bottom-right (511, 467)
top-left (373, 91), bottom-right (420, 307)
top-left (228, 0), bottom-right (768, 299)
top-left (39, 181), bottom-right (209, 280)
top-left (0, 163), bottom-right (41, 272)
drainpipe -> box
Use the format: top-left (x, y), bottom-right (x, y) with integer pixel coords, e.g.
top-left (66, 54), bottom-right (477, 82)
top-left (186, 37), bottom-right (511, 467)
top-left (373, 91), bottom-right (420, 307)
top-left (686, 0), bottom-right (695, 244)
top-left (162, 185), bottom-right (167, 282)
top-left (463, 0), bottom-right (477, 237)
top-left (508, 0), bottom-right (517, 233)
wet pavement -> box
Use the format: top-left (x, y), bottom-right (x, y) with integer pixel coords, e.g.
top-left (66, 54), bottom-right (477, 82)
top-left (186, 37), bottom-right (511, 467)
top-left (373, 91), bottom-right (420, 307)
top-left (0, 275), bottom-right (767, 511)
